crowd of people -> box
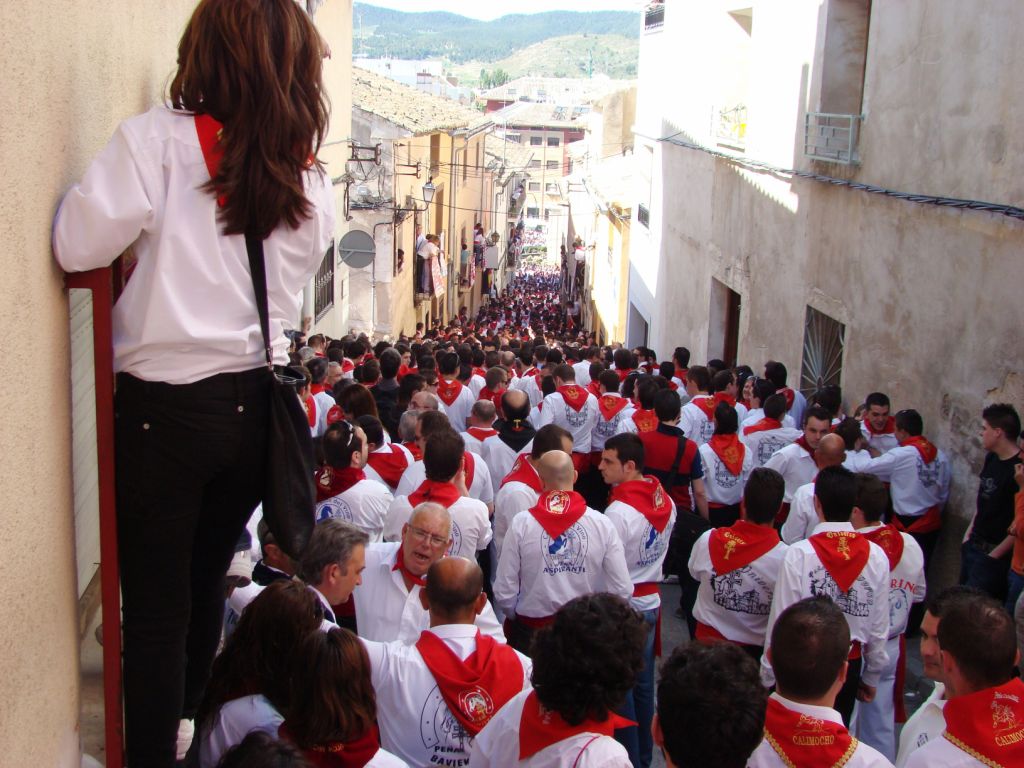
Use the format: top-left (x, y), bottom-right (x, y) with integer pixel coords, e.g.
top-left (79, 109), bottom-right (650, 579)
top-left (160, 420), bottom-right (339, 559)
top-left (185, 270), bottom-right (1024, 768)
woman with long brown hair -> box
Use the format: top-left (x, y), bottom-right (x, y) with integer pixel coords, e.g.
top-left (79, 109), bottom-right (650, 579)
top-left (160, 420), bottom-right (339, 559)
top-left (52, 1), bottom-right (333, 765)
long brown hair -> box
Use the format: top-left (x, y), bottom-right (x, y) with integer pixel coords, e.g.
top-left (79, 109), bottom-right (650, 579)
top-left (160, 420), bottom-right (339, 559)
top-left (285, 628), bottom-right (377, 747)
top-left (169, 0), bottom-right (330, 238)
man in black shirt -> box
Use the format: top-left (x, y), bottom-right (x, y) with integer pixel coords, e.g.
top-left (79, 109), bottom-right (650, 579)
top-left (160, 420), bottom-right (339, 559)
top-left (960, 403), bottom-right (1022, 600)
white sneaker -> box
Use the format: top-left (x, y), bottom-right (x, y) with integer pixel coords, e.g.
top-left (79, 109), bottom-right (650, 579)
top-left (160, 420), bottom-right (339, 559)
top-left (176, 718), bottom-right (195, 761)
top-left (225, 549), bottom-right (253, 589)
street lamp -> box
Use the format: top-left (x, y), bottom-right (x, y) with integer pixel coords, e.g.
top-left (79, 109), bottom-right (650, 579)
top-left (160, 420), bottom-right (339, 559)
top-left (422, 178), bottom-right (436, 206)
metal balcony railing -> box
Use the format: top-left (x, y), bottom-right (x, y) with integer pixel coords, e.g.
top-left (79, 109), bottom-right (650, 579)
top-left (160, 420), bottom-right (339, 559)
top-left (644, 2), bottom-right (665, 30)
top-left (804, 112), bottom-right (863, 165)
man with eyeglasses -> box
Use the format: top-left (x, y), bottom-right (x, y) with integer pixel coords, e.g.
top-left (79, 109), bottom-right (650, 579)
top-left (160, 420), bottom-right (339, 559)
top-left (354, 501), bottom-right (504, 644)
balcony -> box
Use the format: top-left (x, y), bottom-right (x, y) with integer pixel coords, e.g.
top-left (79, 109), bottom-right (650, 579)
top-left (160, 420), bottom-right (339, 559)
top-left (644, 2), bottom-right (664, 31)
top-left (715, 104), bottom-right (747, 150)
top-left (804, 112), bottom-right (863, 165)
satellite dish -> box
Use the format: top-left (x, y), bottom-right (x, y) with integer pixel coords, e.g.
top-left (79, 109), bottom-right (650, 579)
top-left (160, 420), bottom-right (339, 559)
top-left (337, 230), bottom-right (376, 269)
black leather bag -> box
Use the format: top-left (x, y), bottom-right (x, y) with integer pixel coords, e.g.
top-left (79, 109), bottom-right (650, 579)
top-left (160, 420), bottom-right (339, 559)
top-left (244, 232), bottom-right (316, 560)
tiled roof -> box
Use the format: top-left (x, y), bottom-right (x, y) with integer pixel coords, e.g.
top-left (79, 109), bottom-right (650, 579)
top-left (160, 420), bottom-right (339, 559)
top-left (489, 100), bottom-right (590, 130)
top-left (484, 135), bottom-right (535, 180)
top-left (352, 67), bottom-right (488, 135)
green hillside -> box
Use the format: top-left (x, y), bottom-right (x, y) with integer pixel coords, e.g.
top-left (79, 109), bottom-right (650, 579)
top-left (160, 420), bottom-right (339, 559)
top-left (451, 34), bottom-right (639, 82)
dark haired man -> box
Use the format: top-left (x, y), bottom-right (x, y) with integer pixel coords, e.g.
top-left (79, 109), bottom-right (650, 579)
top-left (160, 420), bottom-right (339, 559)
top-left (435, 351), bottom-right (475, 431)
top-left (742, 393), bottom-right (803, 468)
top-left (305, 355), bottom-right (336, 437)
top-left (904, 595), bottom-right (1023, 767)
top-left (698, 402), bottom-right (754, 527)
top-left (761, 466), bottom-right (890, 727)
top-left (617, 376), bottom-right (661, 435)
top-left (749, 597), bottom-right (891, 767)
top-left (471, 594), bottom-right (646, 765)
top-left (763, 360), bottom-right (807, 429)
top-left (671, 346), bottom-right (690, 388)
top-left (764, 405), bottom-right (833, 524)
top-left (689, 467), bottom-right (788, 655)
top-left (742, 380), bottom-right (796, 431)
top-left (638, 389), bottom-right (709, 518)
top-left (537, 363), bottom-right (599, 476)
top-left (711, 369), bottom-right (749, 422)
top-left (655, 642), bottom-right (767, 768)
top-left (862, 392), bottom-right (899, 454)
top-left (680, 365), bottom-right (716, 445)
top-left (358, 414), bottom-right (415, 493)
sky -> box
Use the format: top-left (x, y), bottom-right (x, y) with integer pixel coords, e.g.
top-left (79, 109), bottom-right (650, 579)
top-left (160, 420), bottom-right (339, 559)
top-left (355, 0), bottom-right (643, 21)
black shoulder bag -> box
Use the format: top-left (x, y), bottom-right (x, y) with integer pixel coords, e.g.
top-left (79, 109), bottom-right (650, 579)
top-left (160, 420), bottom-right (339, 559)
top-left (244, 232), bottom-right (316, 560)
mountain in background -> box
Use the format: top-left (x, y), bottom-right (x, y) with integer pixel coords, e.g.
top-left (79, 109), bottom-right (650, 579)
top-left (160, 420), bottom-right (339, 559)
top-left (352, 3), bottom-right (640, 80)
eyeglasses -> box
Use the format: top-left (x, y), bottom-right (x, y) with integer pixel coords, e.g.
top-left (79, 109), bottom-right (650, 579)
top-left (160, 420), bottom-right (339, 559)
top-left (406, 525), bottom-right (449, 548)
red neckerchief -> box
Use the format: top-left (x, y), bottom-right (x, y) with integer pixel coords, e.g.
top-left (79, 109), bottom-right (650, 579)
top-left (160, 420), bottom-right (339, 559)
top-left (942, 677), bottom-right (1024, 767)
top-left (479, 386), bottom-right (505, 405)
top-left (326, 405), bottom-right (344, 425)
top-left (472, 367), bottom-right (487, 378)
top-left (713, 392), bottom-right (736, 409)
top-left (521, 367), bottom-right (537, 378)
top-left (743, 417), bottom-right (782, 436)
top-left (597, 394), bottom-right (629, 421)
top-left (366, 445), bottom-right (409, 489)
top-left (708, 434), bottom-right (745, 475)
top-left (632, 408), bottom-right (659, 433)
top-left (557, 384), bottom-right (588, 412)
top-left (616, 368), bottom-right (635, 382)
top-left (342, 359), bottom-right (355, 373)
top-left (861, 524), bottom-right (905, 571)
top-left (501, 455), bottom-right (543, 493)
top-left (391, 544), bottom-right (426, 588)
top-left (463, 452), bottom-right (476, 490)
top-left (304, 396), bottom-right (317, 428)
top-left (195, 114), bottom-right (228, 206)
top-left (436, 378), bottom-right (464, 406)
top-left (408, 479), bottom-right (461, 509)
top-left (402, 440), bottom-right (423, 461)
top-left (310, 383), bottom-right (326, 395)
top-left (778, 387), bottom-right (796, 410)
top-left (674, 367), bottom-right (688, 381)
top-left (864, 416), bottom-right (896, 436)
top-left (709, 520), bottom-right (780, 574)
top-left (314, 466), bottom-right (366, 502)
top-left (467, 426), bottom-right (498, 442)
top-left (763, 697), bottom-right (857, 768)
top-left (528, 490), bottom-right (588, 539)
top-left (690, 395), bottom-right (716, 420)
top-left (518, 691), bottom-right (635, 760)
top-left (808, 530), bottom-right (870, 592)
top-left (587, 380), bottom-right (602, 396)
top-left (608, 477), bottom-right (672, 532)
top-left (901, 435), bottom-right (938, 464)
top-left (668, 381), bottom-right (678, 391)
top-left (278, 723), bottom-right (380, 768)
top-left (795, 435), bottom-right (815, 455)
top-left (415, 631), bottom-right (525, 737)
top-left (397, 363), bottom-right (413, 381)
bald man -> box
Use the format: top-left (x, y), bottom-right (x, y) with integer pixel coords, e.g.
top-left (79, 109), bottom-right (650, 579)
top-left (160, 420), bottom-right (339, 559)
top-left (781, 432), bottom-right (847, 545)
top-left (462, 400), bottom-right (498, 456)
top-left (493, 450), bottom-right (632, 654)
top-left (360, 558), bottom-right (531, 766)
top-left (354, 502), bottom-right (504, 644)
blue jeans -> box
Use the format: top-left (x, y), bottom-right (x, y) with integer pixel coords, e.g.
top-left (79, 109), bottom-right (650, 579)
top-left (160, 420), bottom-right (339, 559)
top-left (615, 607), bottom-right (659, 768)
top-left (1006, 570), bottom-right (1024, 614)
top-left (960, 540), bottom-right (1010, 602)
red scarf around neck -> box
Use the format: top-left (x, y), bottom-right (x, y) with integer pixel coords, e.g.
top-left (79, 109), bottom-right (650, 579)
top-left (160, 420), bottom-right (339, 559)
top-left (278, 723), bottom-right (380, 768)
top-left (315, 466), bottom-right (365, 502)
top-left (557, 384), bottom-right (589, 412)
top-left (808, 530), bottom-right (870, 592)
top-left (598, 394), bottom-right (629, 421)
top-left (518, 691), bottom-right (635, 761)
top-left (778, 387), bottom-right (796, 410)
top-left (467, 426), bottom-right (498, 442)
top-left (436, 378), bottom-right (464, 406)
top-left (408, 479), bottom-right (461, 509)
top-left (528, 490), bottom-right (588, 539)
top-left (942, 677), bottom-right (1024, 767)
top-left (763, 697), bottom-right (857, 768)
top-left (402, 440), bottom-right (423, 461)
top-left (864, 416), bottom-right (896, 436)
top-left (795, 435), bottom-right (815, 455)
top-left (690, 395), bottom-right (716, 420)
top-left (587, 380), bottom-right (602, 397)
top-left (709, 520), bottom-right (780, 574)
top-left (304, 396), bottom-right (317, 428)
top-left (310, 383), bottom-right (326, 395)
top-left (391, 544), bottom-right (427, 587)
top-left (366, 445), bottom-right (409, 489)
top-left (744, 417), bottom-right (782, 436)
top-left (501, 455), bottom-right (543, 493)
top-left (901, 435), bottom-right (938, 464)
top-left (632, 408), bottom-right (659, 433)
top-left (861, 524), bottom-right (905, 571)
top-left (608, 477), bottom-right (673, 532)
top-left (415, 631), bottom-right (524, 736)
top-left (708, 434), bottom-right (745, 475)
top-left (713, 392), bottom-right (736, 409)
top-left (616, 368), bottom-right (635, 382)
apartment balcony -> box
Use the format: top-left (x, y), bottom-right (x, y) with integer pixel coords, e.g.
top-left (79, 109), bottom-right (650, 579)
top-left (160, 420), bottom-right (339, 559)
top-left (644, 2), bottom-right (664, 32)
top-left (804, 112), bottom-right (863, 165)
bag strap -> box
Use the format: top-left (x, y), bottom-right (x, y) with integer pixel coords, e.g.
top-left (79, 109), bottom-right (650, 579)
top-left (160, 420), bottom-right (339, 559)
top-left (665, 434), bottom-right (689, 491)
top-left (243, 232), bottom-right (274, 368)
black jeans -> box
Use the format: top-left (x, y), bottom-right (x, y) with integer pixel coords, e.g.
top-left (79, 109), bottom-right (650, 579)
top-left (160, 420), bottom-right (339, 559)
top-left (115, 369), bottom-right (270, 768)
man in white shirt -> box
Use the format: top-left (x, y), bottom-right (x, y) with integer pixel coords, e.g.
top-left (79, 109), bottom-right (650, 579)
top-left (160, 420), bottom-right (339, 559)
top-left (493, 450), bottom-right (632, 654)
top-left (837, 416), bottom-right (874, 472)
top-left (435, 351), bottom-right (475, 431)
top-left (764, 360), bottom-right (807, 430)
top-left (850, 474), bottom-right (927, 762)
top-left (781, 432), bottom-right (848, 544)
top-left (749, 597), bottom-right (893, 767)
top-left (461, 400), bottom-right (498, 455)
top-left (470, 594), bottom-right (645, 767)
top-left (678, 366), bottom-right (716, 445)
top-left (698, 402), bottom-right (755, 527)
top-left (359, 415), bottom-right (415, 492)
top-left (764, 405), bottom-right (833, 525)
top-left (689, 467), bottom-right (788, 653)
top-left (361, 558), bottom-right (531, 767)
top-left (354, 502), bottom-right (504, 644)
top-left (861, 392), bottom-right (900, 454)
top-left (573, 346), bottom-right (601, 388)
top-left (741, 379), bottom-right (797, 431)
top-left (904, 596), bottom-right (1024, 768)
top-left (741, 393), bottom-right (803, 468)
top-left (537, 363), bottom-right (599, 475)
top-left (385, 431), bottom-right (491, 559)
top-left (315, 421), bottom-right (394, 542)
top-left (306, 356), bottom-right (337, 437)
top-left (760, 466), bottom-right (891, 727)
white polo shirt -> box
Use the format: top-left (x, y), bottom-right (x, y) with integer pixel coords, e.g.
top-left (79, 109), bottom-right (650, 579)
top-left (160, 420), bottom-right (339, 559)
top-left (461, 428), bottom-right (497, 456)
top-left (514, 373), bottom-right (545, 408)
top-left (763, 441), bottom-right (818, 503)
top-left (780, 481), bottom-right (818, 544)
top-left (604, 497), bottom-right (677, 612)
top-left (697, 440), bottom-right (755, 506)
top-left (494, 509), bottom-right (633, 620)
top-left (862, 446), bottom-right (951, 518)
top-left (315, 478), bottom-right (394, 542)
top-left (536, 389), bottom-right (599, 453)
top-left (312, 389), bottom-right (336, 438)
top-left (679, 396), bottom-right (716, 446)
top-left (396, 458), bottom-right (494, 507)
top-left (362, 624), bottom-right (532, 768)
top-left (742, 409), bottom-right (796, 430)
top-left (438, 380), bottom-right (477, 432)
top-left (383, 494), bottom-right (492, 558)
top-left (353, 543), bottom-right (505, 644)
top-left (482, 436), bottom-right (534, 494)
top-left (742, 426), bottom-right (803, 468)
top-left (895, 683), bottom-right (946, 768)
top-left (903, 733), bottom-right (986, 767)
top-left (590, 394), bottom-right (635, 453)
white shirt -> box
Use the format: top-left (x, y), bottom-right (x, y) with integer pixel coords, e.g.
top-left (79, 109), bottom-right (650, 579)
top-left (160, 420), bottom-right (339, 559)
top-left (781, 481), bottom-right (818, 544)
top-left (315, 477), bottom-right (394, 542)
top-left (903, 731), bottom-right (986, 768)
top-left (354, 543), bottom-right (504, 644)
top-left (862, 424), bottom-right (901, 455)
top-left (362, 624), bottom-right (532, 768)
top-left (470, 689), bottom-right (631, 768)
top-left (742, 426), bottom-right (803, 468)
top-left (742, 409), bottom-right (796, 430)
top-left (384, 495), bottom-right (492, 557)
top-left (461, 429), bottom-right (496, 456)
top-left (396, 458), bottom-right (494, 507)
top-left (763, 441), bottom-right (818, 503)
top-left (199, 694), bottom-right (282, 768)
top-left (312, 389), bottom-right (336, 438)
top-left (761, 522), bottom-right (890, 688)
top-left (494, 508), bottom-right (632, 620)
top-left (438, 380), bottom-right (477, 432)
top-left (53, 106), bottom-right (335, 384)
top-left (494, 478), bottom-right (541, 560)
top-left (697, 441), bottom-right (755, 506)
top-left (572, 360), bottom-right (594, 387)
top-left (679, 396), bottom-right (717, 445)
top-left (468, 373), bottom-right (487, 398)
top-left (895, 683), bottom-right (946, 768)
top-left (537, 390), bottom-right (599, 452)
top-left (364, 443), bottom-right (416, 491)
top-left (688, 529), bottom-right (789, 647)
top-left (482, 436), bottom-right (533, 494)
top-left (844, 448), bottom-right (875, 472)
top-left (862, 446), bottom-right (951, 517)
top-left (515, 373), bottom-right (545, 409)
top-left (604, 497), bottom-right (677, 611)
top-left (747, 693), bottom-right (893, 768)
top-left (590, 394), bottom-right (636, 452)
top-left (856, 524), bottom-right (926, 638)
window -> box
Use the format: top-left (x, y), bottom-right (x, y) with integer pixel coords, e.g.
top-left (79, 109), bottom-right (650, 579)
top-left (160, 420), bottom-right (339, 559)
top-left (644, 1), bottom-right (665, 31)
top-left (546, 160), bottom-right (560, 170)
top-left (526, 206), bottom-right (540, 218)
top-left (544, 209), bottom-right (552, 220)
top-left (314, 242), bottom-right (335, 321)
top-left (800, 307), bottom-right (845, 395)
top-left (547, 136), bottom-right (560, 147)
top-left (545, 183), bottom-right (559, 194)
top-left (529, 159), bottom-right (541, 168)
top-left (530, 136), bottom-right (543, 146)
top-left (637, 204), bottom-right (650, 228)
top-left (528, 182), bottom-right (541, 191)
